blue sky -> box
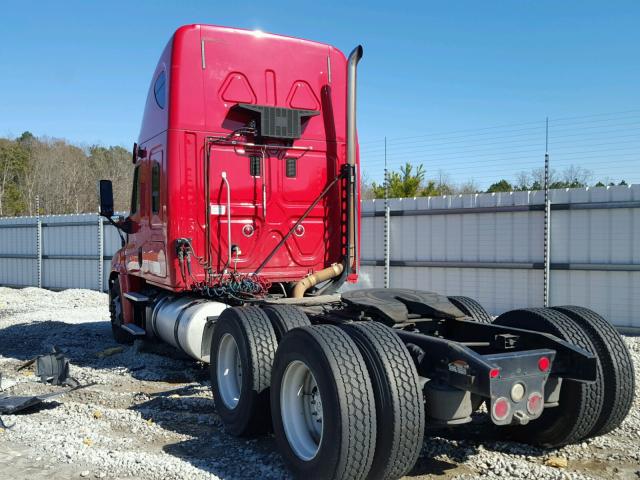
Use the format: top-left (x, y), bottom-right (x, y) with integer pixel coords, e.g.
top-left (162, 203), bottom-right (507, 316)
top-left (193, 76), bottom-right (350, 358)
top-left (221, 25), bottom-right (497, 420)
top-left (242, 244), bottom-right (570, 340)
top-left (1, 1), bottom-right (638, 187)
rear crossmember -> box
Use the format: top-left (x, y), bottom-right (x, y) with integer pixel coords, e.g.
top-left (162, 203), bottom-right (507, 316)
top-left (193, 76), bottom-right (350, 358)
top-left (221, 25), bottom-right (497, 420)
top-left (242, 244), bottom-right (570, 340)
top-left (394, 319), bottom-right (597, 425)
top-left (396, 319), bottom-right (597, 395)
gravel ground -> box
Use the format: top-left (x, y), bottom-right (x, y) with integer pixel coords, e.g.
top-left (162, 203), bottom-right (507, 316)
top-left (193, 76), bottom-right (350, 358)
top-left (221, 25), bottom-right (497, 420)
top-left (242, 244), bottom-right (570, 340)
top-left (0, 287), bottom-right (637, 480)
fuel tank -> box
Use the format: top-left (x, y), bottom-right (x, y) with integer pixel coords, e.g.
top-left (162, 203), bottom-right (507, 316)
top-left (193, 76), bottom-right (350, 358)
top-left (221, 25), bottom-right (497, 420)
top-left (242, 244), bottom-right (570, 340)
top-left (149, 296), bottom-right (227, 362)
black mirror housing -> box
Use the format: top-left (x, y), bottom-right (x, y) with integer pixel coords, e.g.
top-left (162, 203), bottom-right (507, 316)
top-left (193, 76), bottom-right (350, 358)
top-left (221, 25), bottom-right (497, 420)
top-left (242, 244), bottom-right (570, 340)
top-left (99, 179), bottom-right (114, 217)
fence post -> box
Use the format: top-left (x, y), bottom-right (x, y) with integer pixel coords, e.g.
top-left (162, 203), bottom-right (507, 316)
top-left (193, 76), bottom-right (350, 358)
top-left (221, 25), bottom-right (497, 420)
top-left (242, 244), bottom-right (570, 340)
top-left (543, 118), bottom-right (550, 307)
top-left (35, 195), bottom-right (42, 288)
top-left (544, 198), bottom-right (551, 307)
top-left (383, 136), bottom-right (390, 288)
top-left (97, 214), bottom-right (104, 292)
top-left (384, 206), bottom-right (390, 288)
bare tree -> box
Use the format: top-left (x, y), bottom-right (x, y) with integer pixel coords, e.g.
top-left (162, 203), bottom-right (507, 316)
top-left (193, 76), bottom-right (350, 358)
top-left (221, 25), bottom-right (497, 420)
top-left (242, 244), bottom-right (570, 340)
top-left (515, 171), bottom-right (532, 190)
top-left (562, 164), bottom-right (593, 186)
top-left (457, 179), bottom-right (480, 194)
top-left (360, 171), bottom-right (376, 200)
top-left (434, 170), bottom-right (454, 195)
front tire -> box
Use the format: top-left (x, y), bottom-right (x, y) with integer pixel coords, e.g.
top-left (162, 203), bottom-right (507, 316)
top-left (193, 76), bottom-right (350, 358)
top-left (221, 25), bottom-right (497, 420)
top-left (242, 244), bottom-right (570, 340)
top-left (210, 306), bottom-right (278, 436)
top-left (108, 277), bottom-right (133, 344)
top-left (271, 325), bottom-right (377, 480)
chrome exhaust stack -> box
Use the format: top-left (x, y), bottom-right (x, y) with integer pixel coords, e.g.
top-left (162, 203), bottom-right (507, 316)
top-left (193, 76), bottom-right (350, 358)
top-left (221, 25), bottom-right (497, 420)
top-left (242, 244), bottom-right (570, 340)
top-left (347, 45), bottom-right (363, 168)
top-left (309, 45), bottom-right (362, 296)
top-left (345, 45), bottom-right (363, 277)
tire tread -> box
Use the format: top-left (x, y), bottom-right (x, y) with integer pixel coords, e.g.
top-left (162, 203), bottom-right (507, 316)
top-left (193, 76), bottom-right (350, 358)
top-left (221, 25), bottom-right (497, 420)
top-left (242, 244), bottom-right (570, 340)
top-left (448, 296), bottom-right (493, 323)
top-left (302, 325), bottom-right (377, 480)
top-left (553, 305), bottom-right (635, 436)
top-left (343, 321), bottom-right (424, 480)
top-left (211, 306), bottom-right (277, 436)
top-left (236, 306), bottom-right (278, 393)
top-left (262, 305), bottom-right (311, 340)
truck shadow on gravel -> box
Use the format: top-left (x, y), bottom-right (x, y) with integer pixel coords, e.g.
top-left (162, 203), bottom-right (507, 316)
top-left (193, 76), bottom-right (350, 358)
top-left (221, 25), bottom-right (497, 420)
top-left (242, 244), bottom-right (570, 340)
top-left (0, 319), bottom-right (551, 479)
top-left (129, 388), bottom-right (551, 480)
top-left (409, 421), bottom-right (550, 477)
top-left (130, 387), bottom-right (291, 480)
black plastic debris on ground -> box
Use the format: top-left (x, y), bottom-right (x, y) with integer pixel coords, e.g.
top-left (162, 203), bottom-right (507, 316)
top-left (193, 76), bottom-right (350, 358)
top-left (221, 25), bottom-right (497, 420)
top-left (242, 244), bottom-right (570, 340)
top-left (1, 347), bottom-right (91, 415)
top-left (17, 346), bottom-right (79, 387)
top-left (0, 389), bottom-right (73, 414)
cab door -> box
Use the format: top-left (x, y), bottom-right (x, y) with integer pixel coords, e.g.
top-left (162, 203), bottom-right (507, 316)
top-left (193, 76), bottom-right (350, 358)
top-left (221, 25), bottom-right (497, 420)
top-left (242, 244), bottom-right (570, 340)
top-left (124, 162), bottom-right (146, 273)
top-left (141, 145), bottom-right (167, 278)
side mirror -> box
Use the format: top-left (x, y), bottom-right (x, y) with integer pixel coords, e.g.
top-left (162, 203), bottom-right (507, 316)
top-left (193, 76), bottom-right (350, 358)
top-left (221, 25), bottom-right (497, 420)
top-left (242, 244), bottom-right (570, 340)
top-left (99, 180), bottom-right (114, 218)
top-left (132, 142), bottom-right (146, 163)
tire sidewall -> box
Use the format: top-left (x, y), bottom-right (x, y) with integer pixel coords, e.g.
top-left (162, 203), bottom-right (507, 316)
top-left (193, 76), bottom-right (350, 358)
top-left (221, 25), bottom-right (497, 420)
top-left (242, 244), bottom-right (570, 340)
top-left (271, 332), bottom-right (342, 479)
top-left (210, 315), bottom-right (262, 436)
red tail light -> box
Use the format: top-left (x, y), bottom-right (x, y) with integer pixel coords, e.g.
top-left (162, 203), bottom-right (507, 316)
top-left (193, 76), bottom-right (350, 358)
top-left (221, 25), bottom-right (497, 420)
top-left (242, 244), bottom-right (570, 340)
top-left (538, 356), bottom-right (550, 372)
top-left (492, 397), bottom-right (511, 421)
top-left (527, 392), bottom-right (544, 415)
top-left (489, 368), bottom-right (500, 379)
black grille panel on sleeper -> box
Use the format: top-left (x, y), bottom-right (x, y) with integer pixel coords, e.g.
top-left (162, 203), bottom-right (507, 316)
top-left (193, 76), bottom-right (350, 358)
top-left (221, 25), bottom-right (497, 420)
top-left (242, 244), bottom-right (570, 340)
top-left (236, 103), bottom-right (320, 139)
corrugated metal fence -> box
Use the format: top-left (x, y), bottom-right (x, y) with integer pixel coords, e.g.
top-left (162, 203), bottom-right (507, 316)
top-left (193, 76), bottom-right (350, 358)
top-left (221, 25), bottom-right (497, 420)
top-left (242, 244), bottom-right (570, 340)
top-left (0, 213), bottom-right (123, 292)
top-left (1, 185), bottom-right (639, 329)
top-left (359, 185), bottom-right (640, 330)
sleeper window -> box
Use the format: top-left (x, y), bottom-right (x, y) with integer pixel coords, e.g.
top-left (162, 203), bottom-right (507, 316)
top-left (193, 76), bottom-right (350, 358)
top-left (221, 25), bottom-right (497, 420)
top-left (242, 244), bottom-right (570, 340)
top-left (154, 71), bottom-right (166, 109)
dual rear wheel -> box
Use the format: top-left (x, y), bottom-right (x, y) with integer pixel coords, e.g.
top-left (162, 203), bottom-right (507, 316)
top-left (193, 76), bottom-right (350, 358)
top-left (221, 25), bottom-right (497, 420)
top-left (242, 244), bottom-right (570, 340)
top-left (210, 305), bottom-right (424, 480)
top-left (210, 306), bottom-right (278, 436)
top-left (443, 298), bottom-right (633, 446)
top-left (210, 301), bottom-right (634, 476)
top-left (494, 306), bottom-right (634, 447)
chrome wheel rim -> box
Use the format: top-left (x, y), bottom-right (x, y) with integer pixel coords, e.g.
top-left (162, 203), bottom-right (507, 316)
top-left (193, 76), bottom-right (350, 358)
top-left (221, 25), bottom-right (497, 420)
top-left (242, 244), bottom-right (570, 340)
top-left (217, 333), bottom-right (243, 409)
top-left (280, 360), bottom-right (323, 461)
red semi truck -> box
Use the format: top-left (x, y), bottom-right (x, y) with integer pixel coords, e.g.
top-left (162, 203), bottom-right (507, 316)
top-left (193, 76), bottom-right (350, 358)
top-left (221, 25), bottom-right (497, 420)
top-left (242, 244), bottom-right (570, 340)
top-left (98, 25), bottom-right (634, 480)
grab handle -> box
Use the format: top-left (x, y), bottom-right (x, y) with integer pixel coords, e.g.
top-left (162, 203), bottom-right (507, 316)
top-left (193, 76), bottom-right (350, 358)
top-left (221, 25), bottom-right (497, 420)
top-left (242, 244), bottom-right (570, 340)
top-left (221, 172), bottom-right (232, 267)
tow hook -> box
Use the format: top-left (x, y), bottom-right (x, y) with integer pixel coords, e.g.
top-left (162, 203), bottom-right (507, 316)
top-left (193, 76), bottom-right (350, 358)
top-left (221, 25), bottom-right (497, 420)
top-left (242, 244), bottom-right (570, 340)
top-left (512, 410), bottom-right (530, 425)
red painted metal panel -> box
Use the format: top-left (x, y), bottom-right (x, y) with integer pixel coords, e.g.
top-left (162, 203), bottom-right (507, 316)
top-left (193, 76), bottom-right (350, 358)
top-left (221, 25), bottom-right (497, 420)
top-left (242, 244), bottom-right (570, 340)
top-left (112, 24), bottom-right (359, 294)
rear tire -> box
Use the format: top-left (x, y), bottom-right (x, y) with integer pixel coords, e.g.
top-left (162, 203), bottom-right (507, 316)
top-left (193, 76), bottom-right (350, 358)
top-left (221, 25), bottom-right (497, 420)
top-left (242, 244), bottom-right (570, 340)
top-left (341, 321), bottom-right (424, 480)
top-left (553, 306), bottom-right (635, 436)
top-left (271, 325), bottom-right (377, 480)
top-left (262, 305), bottom-right (311, 340)
top-left (493, 307), bottom-right (604, 447)
top-left (448, 296), bottom-right (492, 323)
top-left (210, 306), bottom-right (278, 436)
top-left (108, 278), bottom-right (133, 344)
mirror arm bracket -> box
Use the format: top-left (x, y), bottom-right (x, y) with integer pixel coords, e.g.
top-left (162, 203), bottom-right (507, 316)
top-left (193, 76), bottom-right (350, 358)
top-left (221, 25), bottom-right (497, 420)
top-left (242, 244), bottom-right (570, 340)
top-left (101, 213), bottom-right (126, 248)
